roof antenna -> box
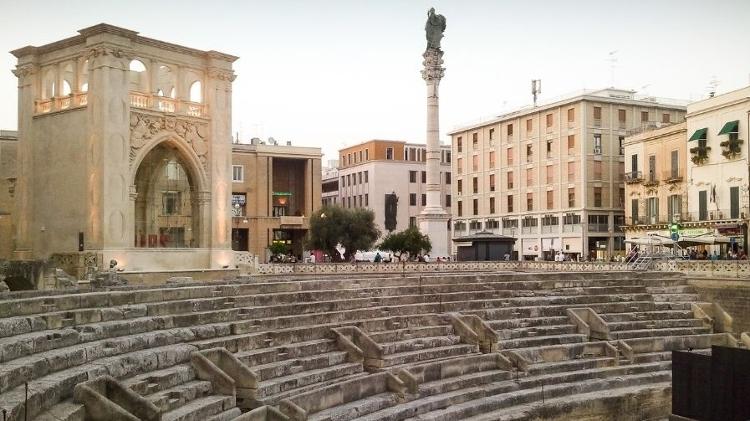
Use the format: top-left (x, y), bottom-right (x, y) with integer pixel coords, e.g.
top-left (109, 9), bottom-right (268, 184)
top-left (607, 51), bottom-right (618, 87)
top-left (531, 79), bottom-right (541, 107)
top-left (707, 76), bottom-right (719, 98)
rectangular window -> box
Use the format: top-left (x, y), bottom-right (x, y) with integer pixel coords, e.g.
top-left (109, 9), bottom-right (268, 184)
top-left (546, 190), bottom-right (554, 209)
top-left (445, 172), bottom-right (451, 184)
top-left (593, 134), bottom-right (602, 154)
top-left (359, 150), bottom-right (363, 162)
top-left (486, 219), bottom-right (499, 229)
top-left (472, 132), bottom-right (478, 149)
top-left (162, 191), bottom-right (181, 215)
top-left (670, 150), bottom-right (679, 179)
top-left (486, 173), bottom-right (494, 192)
top-left (489, 197), bottom-right (496, 214)
top-left (526, 168), bottom-right (534, 186)
top-left (631, 198), bottom-right (639, 224)
top-left (472, 176), bottom-right (478, 194)
top-left (667, 194), bottom-right (681, 222)
top-left (386, 147), bottom-right (394, 160)
top-left (364, 171), bottom-right (369, 183)
top-left (567, 161), bottom-right (575, 181)
top-left (618, 188), bottom-right (625, 208)
top-left (731, 186), bottom-right (740, 219)
top-left (457, 200), bottom-right (463, 216)
top-left (507, 195), bottom-right (514, 212)
top-left (410, 147), bottom-right (417, 161)
top-left (489, 151), bottom-right (496, 168)
top-left (546, 113), bottom-right (553, 128)
top-left (445, 194), bottom-right (451, 207)
top-left (364, 194), bottom-right (369, 207)
top-left (641, 111), bottom-right (649, 122)
top-left (526, 144), bottom-right (533, 163)
top-left (421, 171), bottom-right (426, 183)
top-left (527, 192), bottom-right (534, 211)
top-left (594, 161), bottom-right (602, 180)
top-left (421, 193), bottom-right (427, 206)
top-left (546, 165), bottom-right (553, 184)
top-left (469, 220), bottom-right (482, 230)
top-left (546, 139), bottom-right (553, 158)
top-left (457, 137), bottom-right (463, 152)
top-left (631, 154), bottom-right (639, 173)
top-left (457, 157), bottom-right (463, 173)
top-left (662, 113), bottom-right (670, 124)
top-left (457, 179), bottom-right (463, 194)
top-left (473, 198), bottom-right (478, 215)
top-left (526, 118), bottom-right (532, 133)
top-left (594, 187), bottom-right (602, 207)
top-left (507, 171), bottom-right (514, 189)
top-left (507, 124), bottom-right (514, 137)
top-left (567, 108), bottom-right (575, 122)
top-left (567, 135), bottom-right (575, 152)
top-left (365, 149), bottom-right (369, 160)
top-left (472, 154), bottom-right (479, 171)
top-left (648, 155), bottom-right (656, 182)
top-left (358, 172), bottom-right (362, 184)
top-left (646, 197), bottom-right (659, 223)
top-left (347, 174), bottom-right (351, 186)
top-left (489, 128), bottom-right (495, 140)
top-left (232, 193), bottom-right (247, 216)
top-left (341, 176), bottom-right (345, 186)
top-left (618, 109), bottom-right (626, 123)
top-left (409, 217), bottom-right (416, 228)
top-left (594, 106), bottom-right (602, 120)
top-left (232, 165), bottom-right (244, 182)
top-left (409, 193), bottom-right (417, 206)
top-left (568, 188), bottom-right (575, 208)
top-left (507, 148), bottom-right (514, 165)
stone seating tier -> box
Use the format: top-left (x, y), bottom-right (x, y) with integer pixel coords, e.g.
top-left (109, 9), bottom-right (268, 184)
top-left (0, 271), bottom-right (734, 421)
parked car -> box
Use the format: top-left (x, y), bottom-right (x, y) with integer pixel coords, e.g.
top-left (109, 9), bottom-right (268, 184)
top-left (354, 250), bottom-right (392, 262)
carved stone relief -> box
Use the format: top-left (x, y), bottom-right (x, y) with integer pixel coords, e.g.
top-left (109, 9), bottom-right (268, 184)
top-left (129, 112), bottom-right (209, 172)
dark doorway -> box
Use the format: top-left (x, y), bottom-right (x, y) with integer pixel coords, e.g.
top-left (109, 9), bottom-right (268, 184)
top-left (231, 228), bottom-right (249, 251)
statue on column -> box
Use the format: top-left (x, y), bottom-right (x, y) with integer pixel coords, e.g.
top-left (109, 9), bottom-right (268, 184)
top-left (425, 7), bottom-right (446, 51)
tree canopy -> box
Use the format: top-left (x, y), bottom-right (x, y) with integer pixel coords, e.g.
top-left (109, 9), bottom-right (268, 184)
top-left (306, 206), bottom-right (380, 261)
top-left (378, 226), bottom-right (432, 261)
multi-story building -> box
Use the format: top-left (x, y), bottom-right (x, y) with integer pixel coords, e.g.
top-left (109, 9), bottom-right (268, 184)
top-left (684, 86), bottom-right (750, 252)
top-left (0, 130), bottom-right (18, 260)
top-left (449, 88), bottom-right (686, 261)
top-left (623, 122), bottom-right (688, 240)
top-left (321, 162), bottom-right (339, 207)
top-left (231, 140), bottom-right (322, 261)
top-left (337, 140), bottom-right (452, 238)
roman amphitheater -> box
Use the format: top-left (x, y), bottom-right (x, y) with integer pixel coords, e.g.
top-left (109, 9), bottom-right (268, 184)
top-left (0, 266), bottom-right (747, 421)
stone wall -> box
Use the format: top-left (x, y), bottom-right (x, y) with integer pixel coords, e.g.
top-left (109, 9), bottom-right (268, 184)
top-left (688, 278), bottom-right (750, 334)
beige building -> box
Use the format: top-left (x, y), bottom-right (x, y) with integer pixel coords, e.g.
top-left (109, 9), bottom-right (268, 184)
top-left (321, 163), bottom-right (339, 207)
top-left (231, 140), bottom-right (322, 261)
top-left (684, 86), bottom-right (750, 252)
top-left (622, 122), bottom-right (688, 240)
top-left (0, 131), bottom-right (18, 259)
top-left (337, 140), bottom-right (452, 238)
top-left (449, 88), bottom-right (686, 261)
top-left (8, 24), bottom-right (237, 271)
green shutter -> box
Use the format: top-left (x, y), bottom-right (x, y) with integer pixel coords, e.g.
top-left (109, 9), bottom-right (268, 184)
top-left (688, 128), bottom-right (708, 141)
top-left (718, 120), bottom-right (739, 135)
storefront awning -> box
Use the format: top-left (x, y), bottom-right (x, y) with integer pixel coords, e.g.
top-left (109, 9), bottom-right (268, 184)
top-left (273, 192), bottom-right (293, 196)
top-left (718, 120), bottom-right (739, 135)
top-left (688, 128), bottom-right (708, 141)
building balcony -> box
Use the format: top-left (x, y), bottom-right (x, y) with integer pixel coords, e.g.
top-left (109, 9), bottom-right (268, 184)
top-left (34, 93), bottom-right (88, 114)
top-left (130, 92), bottom-right (207, 118)
top-left (642, 173), bottom-right (659, 187)
top-left (663, 170), bottom-right (683, 183)
top-left (624, 171), bottom-right (643, 184)
top-left (280, 215), bottom-right (306, 226)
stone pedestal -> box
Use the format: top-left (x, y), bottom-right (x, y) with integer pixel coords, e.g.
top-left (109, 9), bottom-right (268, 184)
top-left (418, 47), bottom-right (450, 257)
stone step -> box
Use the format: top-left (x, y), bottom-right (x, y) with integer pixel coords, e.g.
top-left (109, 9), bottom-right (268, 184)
top-left (383, 344), bottom-right (479, 367)
top-left (235, 338), bottom-right (338, 367)
top-left (498, 324), bottom-right (578, 340)
top-left (368, 324), bottom-right (454, 343)
top-left (124, 364), bottom-right (195, 396)
top-left (488, 316), bottom-right (570, 330)
top-left (267, 371), bottom-right (371, 406)
top-left (309, 392), bottom-right (402, 421)
top-left (160, 394), bottom-right (235, 421)
top-left (207, 408), bottom-right (243, 421)
top-left (256, 362), bottom-right (364, 401)
top-left (148, 380), bottom-right (213, 413)
top-left (251, 351), bottom-right (350, 381)
top-left (600, 310), bottom-right (694, 323)
top-left (607, 318), bottom-right (704, 332)
top-left (381, 335), bottom-right (462, 355)
top-left (610, 326), bottom-right (712, 340)
top-left (31, 401), bottom-right (85, 421)
top-left (498, 333), bottom-right (587, 350)
top-left (651, 293), bottom-right (701, 303)
top-left (526, 357), bottom-right (616, 376)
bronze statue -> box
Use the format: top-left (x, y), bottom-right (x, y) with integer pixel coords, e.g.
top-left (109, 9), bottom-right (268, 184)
top-left (425, 7), bottom-right (446, 50)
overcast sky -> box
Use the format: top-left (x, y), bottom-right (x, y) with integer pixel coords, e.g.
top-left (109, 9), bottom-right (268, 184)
top-left (1, 0), bottom-right (749, 163)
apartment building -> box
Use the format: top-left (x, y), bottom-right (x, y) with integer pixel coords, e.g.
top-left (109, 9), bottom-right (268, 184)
top-left (623, 122), bottom-right (688, 240)
top-left (449, 88), bottom-right (686, 261)
top-left (337, 140), bottom-right (452, 238)
top-left (684, 86), bottom-right (750, 252)
top-left (322, 162), bottom-right (339, 207)
top-left (231, 141), bottom-right (322, 261)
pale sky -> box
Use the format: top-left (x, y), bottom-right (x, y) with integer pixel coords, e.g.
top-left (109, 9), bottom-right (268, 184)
top-left (1, 0), bottom-right (749, 163)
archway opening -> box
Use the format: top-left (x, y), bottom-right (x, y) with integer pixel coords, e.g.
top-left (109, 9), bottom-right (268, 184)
top-left (134, 143), bottom-right (200, 248)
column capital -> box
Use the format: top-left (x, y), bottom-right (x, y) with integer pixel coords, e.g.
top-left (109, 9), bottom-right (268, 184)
top-left (421, 48), bottom-right (445, 82)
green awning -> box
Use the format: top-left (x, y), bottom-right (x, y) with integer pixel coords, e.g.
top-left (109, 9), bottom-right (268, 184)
top-left (688, 128), bottom-right (708, 142)
top-left (718, 120), bottom-right (739, 135)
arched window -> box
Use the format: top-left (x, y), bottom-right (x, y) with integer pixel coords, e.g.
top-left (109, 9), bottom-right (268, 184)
top-left (154, 65), bottom-right (176, 98)
top-left (128, 59), bottom-right (148, 92)
top-left (41, 68), bottom-right (56, 99)
top-left (61, 80), bottom-right (72, 96)
top-left (80, 60), bottom-right (89, 92)
top-left (189, 81), bottom-right (202, 103)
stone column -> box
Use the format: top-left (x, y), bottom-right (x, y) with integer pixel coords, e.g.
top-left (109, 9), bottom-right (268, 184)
top-left (12, 63), bottom-right (37, 259)
top-left (418, 47), bottom-right (450, 257)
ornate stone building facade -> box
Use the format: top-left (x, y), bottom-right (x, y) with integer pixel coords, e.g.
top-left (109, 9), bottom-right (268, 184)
top-left (10, 24), bottom-right (237, 271)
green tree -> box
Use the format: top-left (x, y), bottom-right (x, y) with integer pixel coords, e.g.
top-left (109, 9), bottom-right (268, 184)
top-left (268, 242), bottom-right (288, 257)
top-left (378, 226), bottom-right (432, 261)
top-left (306, 206), bottom-right (380, 261)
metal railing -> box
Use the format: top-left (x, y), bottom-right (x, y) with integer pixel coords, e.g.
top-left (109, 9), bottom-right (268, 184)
top-left (624, 171), bottom-right (643, 183)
